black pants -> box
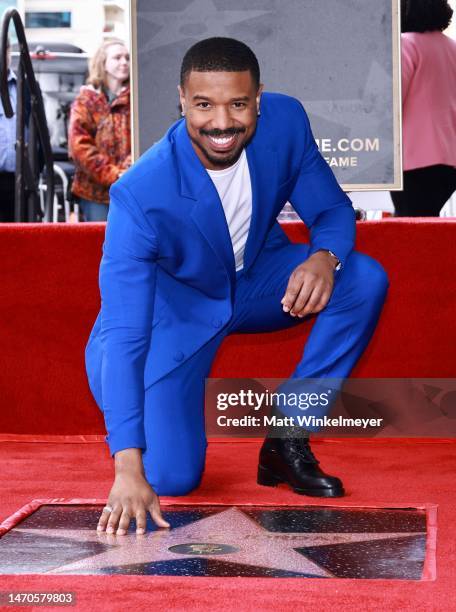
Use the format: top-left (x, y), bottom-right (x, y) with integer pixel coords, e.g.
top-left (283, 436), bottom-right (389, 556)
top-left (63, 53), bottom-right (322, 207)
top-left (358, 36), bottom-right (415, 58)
top-left (0, 172), bottom-right (15, 222)
top-left (390, 164), bottom-right (456, 217)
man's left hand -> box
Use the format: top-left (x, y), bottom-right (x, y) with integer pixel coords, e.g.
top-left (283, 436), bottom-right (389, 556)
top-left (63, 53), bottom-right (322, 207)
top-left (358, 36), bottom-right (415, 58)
top-left (281, 251), bottom-right (338, 318)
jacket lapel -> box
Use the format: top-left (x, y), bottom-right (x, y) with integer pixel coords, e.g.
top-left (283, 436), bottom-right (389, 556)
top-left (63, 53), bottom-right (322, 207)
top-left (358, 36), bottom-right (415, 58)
top-left (243, 137), bottom-right (279, 271)
top-left (175, 121), bottom-right (236, 288)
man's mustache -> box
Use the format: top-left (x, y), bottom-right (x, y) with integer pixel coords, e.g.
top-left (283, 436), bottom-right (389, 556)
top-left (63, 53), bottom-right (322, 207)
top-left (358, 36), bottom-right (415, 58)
top-left (199, 127), bottom-right (246, 137)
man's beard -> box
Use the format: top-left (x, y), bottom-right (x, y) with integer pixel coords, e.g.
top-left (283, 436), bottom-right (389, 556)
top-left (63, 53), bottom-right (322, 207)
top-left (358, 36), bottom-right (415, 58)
top-left (192, 126), bottom-right (248, 168)
top-left (193, 141), bottom-right (242, 167)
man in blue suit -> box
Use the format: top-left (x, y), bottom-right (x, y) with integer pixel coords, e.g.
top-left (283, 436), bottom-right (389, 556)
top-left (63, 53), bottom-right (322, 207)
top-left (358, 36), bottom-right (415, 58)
top-left (90, 38), bottom-right (389, 536)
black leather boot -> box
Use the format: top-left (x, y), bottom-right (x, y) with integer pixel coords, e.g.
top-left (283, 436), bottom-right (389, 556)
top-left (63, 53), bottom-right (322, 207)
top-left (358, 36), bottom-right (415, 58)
top-left (257, 425), bottom-right (345, 497)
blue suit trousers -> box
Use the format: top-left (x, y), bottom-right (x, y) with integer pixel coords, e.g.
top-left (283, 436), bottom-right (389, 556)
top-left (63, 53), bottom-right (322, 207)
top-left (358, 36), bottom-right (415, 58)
top-left (125, 241), bottom-right (389, 496)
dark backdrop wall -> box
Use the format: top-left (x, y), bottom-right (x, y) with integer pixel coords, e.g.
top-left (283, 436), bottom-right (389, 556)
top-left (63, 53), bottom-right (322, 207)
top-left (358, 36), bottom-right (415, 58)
top-left (131, 0), bottom-right (401, 189)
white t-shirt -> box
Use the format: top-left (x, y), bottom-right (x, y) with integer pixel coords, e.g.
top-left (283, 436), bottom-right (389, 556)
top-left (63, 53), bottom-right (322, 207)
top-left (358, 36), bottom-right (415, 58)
top-left (206, 149), bottom-right (252, 272)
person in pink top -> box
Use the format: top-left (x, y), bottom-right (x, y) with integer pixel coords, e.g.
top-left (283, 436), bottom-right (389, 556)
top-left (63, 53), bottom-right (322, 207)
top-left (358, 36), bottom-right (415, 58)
top-left (391, 0), bottom-right (456, 216)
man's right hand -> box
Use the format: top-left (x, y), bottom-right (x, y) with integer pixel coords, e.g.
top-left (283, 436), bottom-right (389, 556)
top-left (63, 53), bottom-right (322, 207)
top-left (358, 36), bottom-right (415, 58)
top-left (96, 448), bottom-right (170, 535)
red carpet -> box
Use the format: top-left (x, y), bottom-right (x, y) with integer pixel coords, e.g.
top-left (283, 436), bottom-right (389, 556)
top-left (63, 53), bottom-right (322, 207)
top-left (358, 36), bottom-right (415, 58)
top-left (0, 437), bottom-right (455, 610)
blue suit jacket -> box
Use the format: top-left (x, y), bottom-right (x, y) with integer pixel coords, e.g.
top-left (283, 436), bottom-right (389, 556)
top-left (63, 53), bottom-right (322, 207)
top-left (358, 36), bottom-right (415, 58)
top-left (86, 92), bottom-right (356, 455)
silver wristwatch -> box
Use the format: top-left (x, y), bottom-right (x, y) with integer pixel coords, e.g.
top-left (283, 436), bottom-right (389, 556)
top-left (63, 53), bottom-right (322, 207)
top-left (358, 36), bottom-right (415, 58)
top-left (325, 250), bottom-right (342, 271)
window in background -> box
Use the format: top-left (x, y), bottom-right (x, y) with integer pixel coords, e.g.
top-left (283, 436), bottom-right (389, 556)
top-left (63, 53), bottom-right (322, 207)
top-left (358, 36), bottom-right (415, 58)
top-left (25, 12), bottom-right (72, 28)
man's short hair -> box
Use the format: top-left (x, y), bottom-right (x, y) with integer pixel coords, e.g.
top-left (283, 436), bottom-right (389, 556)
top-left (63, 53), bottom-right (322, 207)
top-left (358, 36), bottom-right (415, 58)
top-left (401, 0), bottom-right (453, 33)
top-left (180, 37), bottom-right (260, 88)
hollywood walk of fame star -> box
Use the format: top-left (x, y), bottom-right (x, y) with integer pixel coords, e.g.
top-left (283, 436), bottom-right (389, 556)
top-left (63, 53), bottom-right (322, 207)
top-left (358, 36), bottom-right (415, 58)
top-left (7, 506), bottom-right (426, 578)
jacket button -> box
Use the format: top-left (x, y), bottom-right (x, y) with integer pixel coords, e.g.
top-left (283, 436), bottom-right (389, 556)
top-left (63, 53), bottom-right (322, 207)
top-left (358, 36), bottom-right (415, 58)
top-left (212, 318), bottom-right (223, 329)
top-left (173, 351), bottom-right (184, 362)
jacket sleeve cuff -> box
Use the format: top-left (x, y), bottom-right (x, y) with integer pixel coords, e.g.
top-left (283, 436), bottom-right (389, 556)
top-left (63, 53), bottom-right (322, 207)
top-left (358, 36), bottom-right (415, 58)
top-left (105, 426), bottom-right (147, 458)
top-left (305, 206), bottom-right (356, 268)
top-left (307, 243), bottom-right (349, 268)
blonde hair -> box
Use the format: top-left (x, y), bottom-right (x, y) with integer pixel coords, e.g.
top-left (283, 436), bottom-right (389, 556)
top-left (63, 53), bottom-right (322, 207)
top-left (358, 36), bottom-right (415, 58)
top-left (86, 39), bottom-right (129, 89)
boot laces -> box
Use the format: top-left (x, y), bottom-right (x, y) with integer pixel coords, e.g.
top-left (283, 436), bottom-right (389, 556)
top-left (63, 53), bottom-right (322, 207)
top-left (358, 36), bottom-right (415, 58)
top-left (289, 438), bottom-right (319, 464)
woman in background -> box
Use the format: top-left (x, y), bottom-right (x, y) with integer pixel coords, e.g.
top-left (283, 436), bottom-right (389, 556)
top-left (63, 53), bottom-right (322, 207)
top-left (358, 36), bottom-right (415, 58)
top-left (69, 39), bottom-right (131, 221)
top-left (391, 0), bottom-right (456, 216)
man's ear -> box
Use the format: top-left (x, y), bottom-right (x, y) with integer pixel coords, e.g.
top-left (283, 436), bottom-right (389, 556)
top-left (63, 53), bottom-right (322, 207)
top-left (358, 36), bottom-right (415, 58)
top-left (256, 84), bottom-right (264, 114)
top-left (178, 84), bottom-right (186, 115)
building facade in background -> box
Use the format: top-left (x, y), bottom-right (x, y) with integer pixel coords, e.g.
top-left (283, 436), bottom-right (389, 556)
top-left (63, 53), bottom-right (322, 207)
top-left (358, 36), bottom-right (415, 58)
top-left (8, 0), bottom-right (128, 54)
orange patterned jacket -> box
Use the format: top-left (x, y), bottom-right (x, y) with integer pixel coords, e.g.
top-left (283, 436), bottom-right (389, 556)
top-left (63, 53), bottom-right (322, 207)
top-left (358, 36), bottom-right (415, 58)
top-left (68, 84), bottom-right (131, 204)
